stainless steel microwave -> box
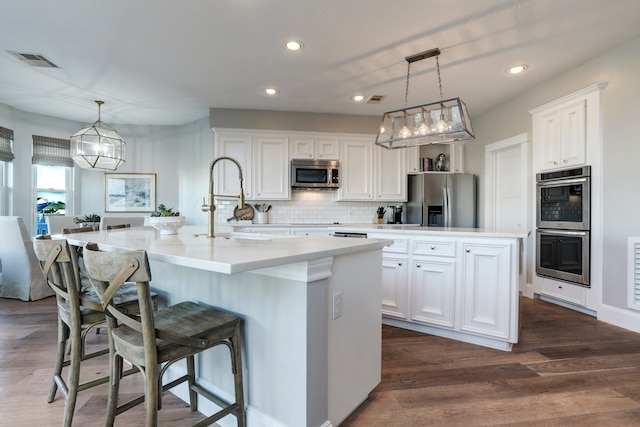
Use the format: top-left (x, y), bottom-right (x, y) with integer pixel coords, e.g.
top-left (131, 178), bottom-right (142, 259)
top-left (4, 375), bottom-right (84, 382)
top-left (291, 159), bottom-right (340, 189)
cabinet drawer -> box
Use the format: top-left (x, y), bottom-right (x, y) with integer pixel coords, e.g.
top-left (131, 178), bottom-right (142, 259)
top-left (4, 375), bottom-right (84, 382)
top-left (412, 238), bottom-right (456, 257)
top-left (538, 278), bottom-right (586, 306)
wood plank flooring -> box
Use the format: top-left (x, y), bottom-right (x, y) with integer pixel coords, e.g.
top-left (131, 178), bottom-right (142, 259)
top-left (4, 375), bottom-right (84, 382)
top-left (3, 296), bottom-right (640, 426)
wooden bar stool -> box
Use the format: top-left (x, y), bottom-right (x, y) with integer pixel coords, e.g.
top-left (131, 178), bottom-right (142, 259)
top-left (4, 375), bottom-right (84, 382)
top-left (32, 236), bottom-right (152, 427)
top-left (82, 242), bottom-right (245, 427)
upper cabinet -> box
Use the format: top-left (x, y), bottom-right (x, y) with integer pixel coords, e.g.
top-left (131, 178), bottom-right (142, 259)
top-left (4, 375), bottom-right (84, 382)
top-left (535, 100), bottom-right (586, 171)
top-left (214, 130), bottom-right (289, 200)
top-left (531, 84), bottom-right (606, 172)
top-left (291, 136), bottom-right (339, 159)
top-left (336, 136), bottom-right (407, 202)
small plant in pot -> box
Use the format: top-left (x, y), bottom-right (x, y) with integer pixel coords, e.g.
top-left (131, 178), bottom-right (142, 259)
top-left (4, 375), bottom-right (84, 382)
top-left (73, 213), bottom-right (101, 228)
top-left (149, 204), bottom-right (185, 235)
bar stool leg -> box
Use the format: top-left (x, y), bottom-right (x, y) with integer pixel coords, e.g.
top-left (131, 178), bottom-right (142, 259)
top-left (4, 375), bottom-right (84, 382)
top-left (187, 355), bottom-right (198, 412)
top-left (231, 323), bottom-right (246, 427)
top-left (62, 320), bottom-right (83, 427)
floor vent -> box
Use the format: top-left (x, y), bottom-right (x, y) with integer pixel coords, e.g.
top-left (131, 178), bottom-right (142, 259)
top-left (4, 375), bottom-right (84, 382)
top-left (628, 238), bottom-right (640, 310)
top-left (6, 51), bottom-right (60, 68)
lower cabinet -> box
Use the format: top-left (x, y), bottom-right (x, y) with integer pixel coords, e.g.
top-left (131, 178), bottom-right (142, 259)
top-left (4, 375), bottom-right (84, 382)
top-left (378, 233), bottom-right (521, 351)
top-left (410, 257), bottom-right (456, 328)
top-left (460, 241), bottom-right (513, 340)
top-left (381, 254), bottom-right (408, 319)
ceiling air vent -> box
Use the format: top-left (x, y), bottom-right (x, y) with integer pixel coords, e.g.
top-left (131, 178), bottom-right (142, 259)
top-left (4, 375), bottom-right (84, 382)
top-left (6, 51), bottom-right (60, 68)
top-left (367, 95), bottom-right (385, 104)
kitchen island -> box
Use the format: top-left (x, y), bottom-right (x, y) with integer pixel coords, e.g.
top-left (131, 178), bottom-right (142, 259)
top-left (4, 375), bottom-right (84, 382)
top-left (331, 225), bottom-right (529, 351)
top-left (62, 225), bottom-right (392, 427)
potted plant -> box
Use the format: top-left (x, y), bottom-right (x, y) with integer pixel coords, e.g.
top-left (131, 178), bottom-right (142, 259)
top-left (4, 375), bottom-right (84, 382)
top-left (149, 204), bottom-right (185, 235)
top-left (73, 213), bottom-right (101, 229)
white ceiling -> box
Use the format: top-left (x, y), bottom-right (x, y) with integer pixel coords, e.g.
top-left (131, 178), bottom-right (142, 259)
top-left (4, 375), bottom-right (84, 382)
top-left (2, 0), bottom-right (640, 126)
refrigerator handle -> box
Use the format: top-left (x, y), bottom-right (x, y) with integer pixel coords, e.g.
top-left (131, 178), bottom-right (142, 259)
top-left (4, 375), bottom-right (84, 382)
top-left (447, 188), bottom-right (452, 227)
top-left (443, 187), bottom-right (449, 227)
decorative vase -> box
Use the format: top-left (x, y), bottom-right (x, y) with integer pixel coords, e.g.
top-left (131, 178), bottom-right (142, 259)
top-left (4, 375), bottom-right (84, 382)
top-left (148, 216), bottom-right (186, 235)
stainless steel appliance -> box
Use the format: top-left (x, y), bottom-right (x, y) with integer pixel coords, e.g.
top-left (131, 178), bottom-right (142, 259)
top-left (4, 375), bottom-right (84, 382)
top-left (291, 159), bottom-right (339, 190)
top-left (407, 173), bottom-right (477, 227)
top-left (536, 166), bottom-right (590, 230)
top-left (387, 205), bottom-right (403, 224)
top-left (536, 165), bottom-right (590, 287)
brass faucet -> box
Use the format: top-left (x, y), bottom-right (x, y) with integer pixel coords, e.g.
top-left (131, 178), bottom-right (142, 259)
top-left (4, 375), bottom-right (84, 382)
top-left (201, 156), bottom-right (245, 237)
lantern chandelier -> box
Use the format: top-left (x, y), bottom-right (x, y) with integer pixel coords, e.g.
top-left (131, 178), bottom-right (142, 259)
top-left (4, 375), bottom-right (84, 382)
top-left (70, 100), bottom-right (126, 170)
top-left (375, 48), bottom-right (475, 150)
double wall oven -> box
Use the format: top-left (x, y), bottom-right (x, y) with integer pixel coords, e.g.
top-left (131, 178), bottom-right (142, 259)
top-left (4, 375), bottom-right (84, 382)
top-left (536, 166), bottom-right (590, 287)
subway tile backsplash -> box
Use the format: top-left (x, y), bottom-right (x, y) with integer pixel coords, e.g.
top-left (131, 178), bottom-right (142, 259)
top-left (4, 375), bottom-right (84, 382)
top-left (216, 191), bottom-right (400, 224)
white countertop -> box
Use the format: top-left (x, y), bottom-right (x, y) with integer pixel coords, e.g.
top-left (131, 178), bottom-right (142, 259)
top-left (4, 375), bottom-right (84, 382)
top-left (61, 225), bottom-right (392, 274)
top-left (329, 224), bottom-right (530, 239)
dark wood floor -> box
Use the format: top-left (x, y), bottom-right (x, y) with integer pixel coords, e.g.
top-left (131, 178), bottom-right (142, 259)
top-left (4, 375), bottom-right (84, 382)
top-left (3, 296), bottom-right (640, 426)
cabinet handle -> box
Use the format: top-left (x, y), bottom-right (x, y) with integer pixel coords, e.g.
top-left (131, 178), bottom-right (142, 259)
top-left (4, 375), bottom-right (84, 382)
top-left (431, 246), bottom-right (435, 250)
top-left (416, 264), bottom-right (421, 268)
top-left (553, 161), bottom-right (558, 165)
top-left (465, 248), bottom-right (470, 253)
top-left (558, 285), bottom-right (563, 289)
top-left (398, 262), bottom-right (403, 266)
top-left (563, 159), bottom-right (568, 163)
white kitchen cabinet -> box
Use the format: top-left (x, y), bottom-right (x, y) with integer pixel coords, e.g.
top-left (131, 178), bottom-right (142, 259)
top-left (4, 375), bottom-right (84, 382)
top-left (381, 254), bottom-right (409, 320)
top-left (410, 256), bottom-right (456, 328)
top-left (291, 136), bottom-right (339, 159)
top-left (537, 277), bottom-right (586, 307)
top-left (214, 130), bottom-right (289, 200)
top-left (213, 131), bottom-right (253, 199)
top-left (533, 98), bottom-right (586, 171)
top-left (336, 137), bottom-right (374, 201)
top-left (252, 134), bottom-right (290, 200)
top-left (337, 137), bottom-right (406, 202)
top-left (290, 228), bottom-right (334, 236)
top-left (374, 144), bottom-right (406, 202)
top-left (460, 240), bottom-right (515, 340)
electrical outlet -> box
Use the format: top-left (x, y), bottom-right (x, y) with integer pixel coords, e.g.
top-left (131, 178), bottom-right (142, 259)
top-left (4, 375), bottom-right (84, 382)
top-left (332, 292), bottom-right (342, 320)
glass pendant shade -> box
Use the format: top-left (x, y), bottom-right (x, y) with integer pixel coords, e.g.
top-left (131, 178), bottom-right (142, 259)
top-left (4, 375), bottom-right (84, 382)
top-left (70, 101), bottom-right (125, 170)
top-left (375, 97), bottom-right (474, 149)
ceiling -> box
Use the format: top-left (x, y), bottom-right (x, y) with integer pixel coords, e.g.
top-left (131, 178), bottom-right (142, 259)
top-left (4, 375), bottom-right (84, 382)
top-left (2, 0), bottom-right (640, 127)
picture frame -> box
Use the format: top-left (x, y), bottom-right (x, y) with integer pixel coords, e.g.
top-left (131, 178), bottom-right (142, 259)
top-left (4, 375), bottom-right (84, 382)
top-left (104, 173), bottom-right (156, 213)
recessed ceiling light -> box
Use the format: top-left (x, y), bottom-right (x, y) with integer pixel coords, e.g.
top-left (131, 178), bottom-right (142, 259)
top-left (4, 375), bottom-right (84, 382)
top-left (285, 40), bottom-right (303, 51)
top-left (351, 95), bottom-right (366, 103)
top-left (507, 65), bottom-right (528, 74)
top-left (265, 88), bottom-right (279, 96)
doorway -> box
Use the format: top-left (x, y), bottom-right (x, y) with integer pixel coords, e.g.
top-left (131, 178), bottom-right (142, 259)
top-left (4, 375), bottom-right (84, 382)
top-left (485, 133), bottom-right (530, 295)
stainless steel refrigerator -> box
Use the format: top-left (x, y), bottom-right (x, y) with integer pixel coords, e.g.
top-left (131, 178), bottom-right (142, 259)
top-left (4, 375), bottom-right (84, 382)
top-left (407, 173), bottom-right (477, 227)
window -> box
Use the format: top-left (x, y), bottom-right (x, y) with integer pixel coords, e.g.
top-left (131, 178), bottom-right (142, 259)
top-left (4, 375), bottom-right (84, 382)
top-left (0, 126), bottom-right (14, 216)
top-left (32, 135), bottom-right (74, 234)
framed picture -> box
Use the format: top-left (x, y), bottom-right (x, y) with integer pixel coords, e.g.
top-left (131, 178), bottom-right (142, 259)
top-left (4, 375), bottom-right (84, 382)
top-left (104, 173), bottom-right (156, 213)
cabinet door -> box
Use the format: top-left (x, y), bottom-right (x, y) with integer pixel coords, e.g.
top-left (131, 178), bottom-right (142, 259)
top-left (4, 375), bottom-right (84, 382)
top-left (316, 137), bottom-right (339, 159)
top-left (214, 132), bottom-right (253, 199)
top-left (253, 135), bottom-right (289, 200)
top-left (382, 254), bottom-right (409, 319)
top-left (538, 110), bottom-right (562, 171)
top-left (460, 242), bottom-right (513, 339)
top-left (410, 257), bottom-right (456, 328)
top-left (337, 138), bottom-right (373, 201)
top-left (560, 100), bottom-right (586, 168)
top-left (291, 136), bottom-right (315, 159)
top-left (374, 145), bottom-right (406, 201)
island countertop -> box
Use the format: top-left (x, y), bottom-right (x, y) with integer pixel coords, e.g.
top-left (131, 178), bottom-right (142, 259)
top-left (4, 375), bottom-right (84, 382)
top-left (61, 225), bottom-right (392, 274)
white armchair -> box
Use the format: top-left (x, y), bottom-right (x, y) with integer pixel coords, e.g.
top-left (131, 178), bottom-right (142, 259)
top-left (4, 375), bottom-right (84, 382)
top-left (0, 216), bottom-right (53, 301)
top-left (99, 216), bottom-right (146, 231)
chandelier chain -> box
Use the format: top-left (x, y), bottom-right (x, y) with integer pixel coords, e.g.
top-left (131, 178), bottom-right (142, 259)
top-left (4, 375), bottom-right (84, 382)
top-left (436, 55), bottom-right (444, 100)
top-left (404, 61), bottom-right (411, 109)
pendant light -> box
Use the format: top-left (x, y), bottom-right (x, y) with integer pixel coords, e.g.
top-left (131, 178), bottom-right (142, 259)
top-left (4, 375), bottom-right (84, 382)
top-left (375, 48), bottom-right (474, 150)
top-left (70, 100), bottom-right (126, 170)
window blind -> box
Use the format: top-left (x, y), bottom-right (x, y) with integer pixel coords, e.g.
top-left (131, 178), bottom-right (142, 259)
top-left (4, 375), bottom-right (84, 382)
top-left (0, 126), bottom-right (14, 162)
top-left (32, 135), bottom-right (74, 167)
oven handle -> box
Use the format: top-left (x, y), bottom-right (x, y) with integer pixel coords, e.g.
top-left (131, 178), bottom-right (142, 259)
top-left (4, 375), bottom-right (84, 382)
top-left (537, 177), bottom-right (588, 186)
top-left (537, 229), bottom-right (588, 236)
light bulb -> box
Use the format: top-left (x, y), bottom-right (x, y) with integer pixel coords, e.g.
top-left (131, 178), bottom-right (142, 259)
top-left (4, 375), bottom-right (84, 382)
top-left (399, 125), bottom-right (412, 139)
top-left (379, 125), bottom-right (386, 134)
top-left (416, 122), bottom-right (429, 135)
top-left (435, 114), bottom-right (448, 133)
